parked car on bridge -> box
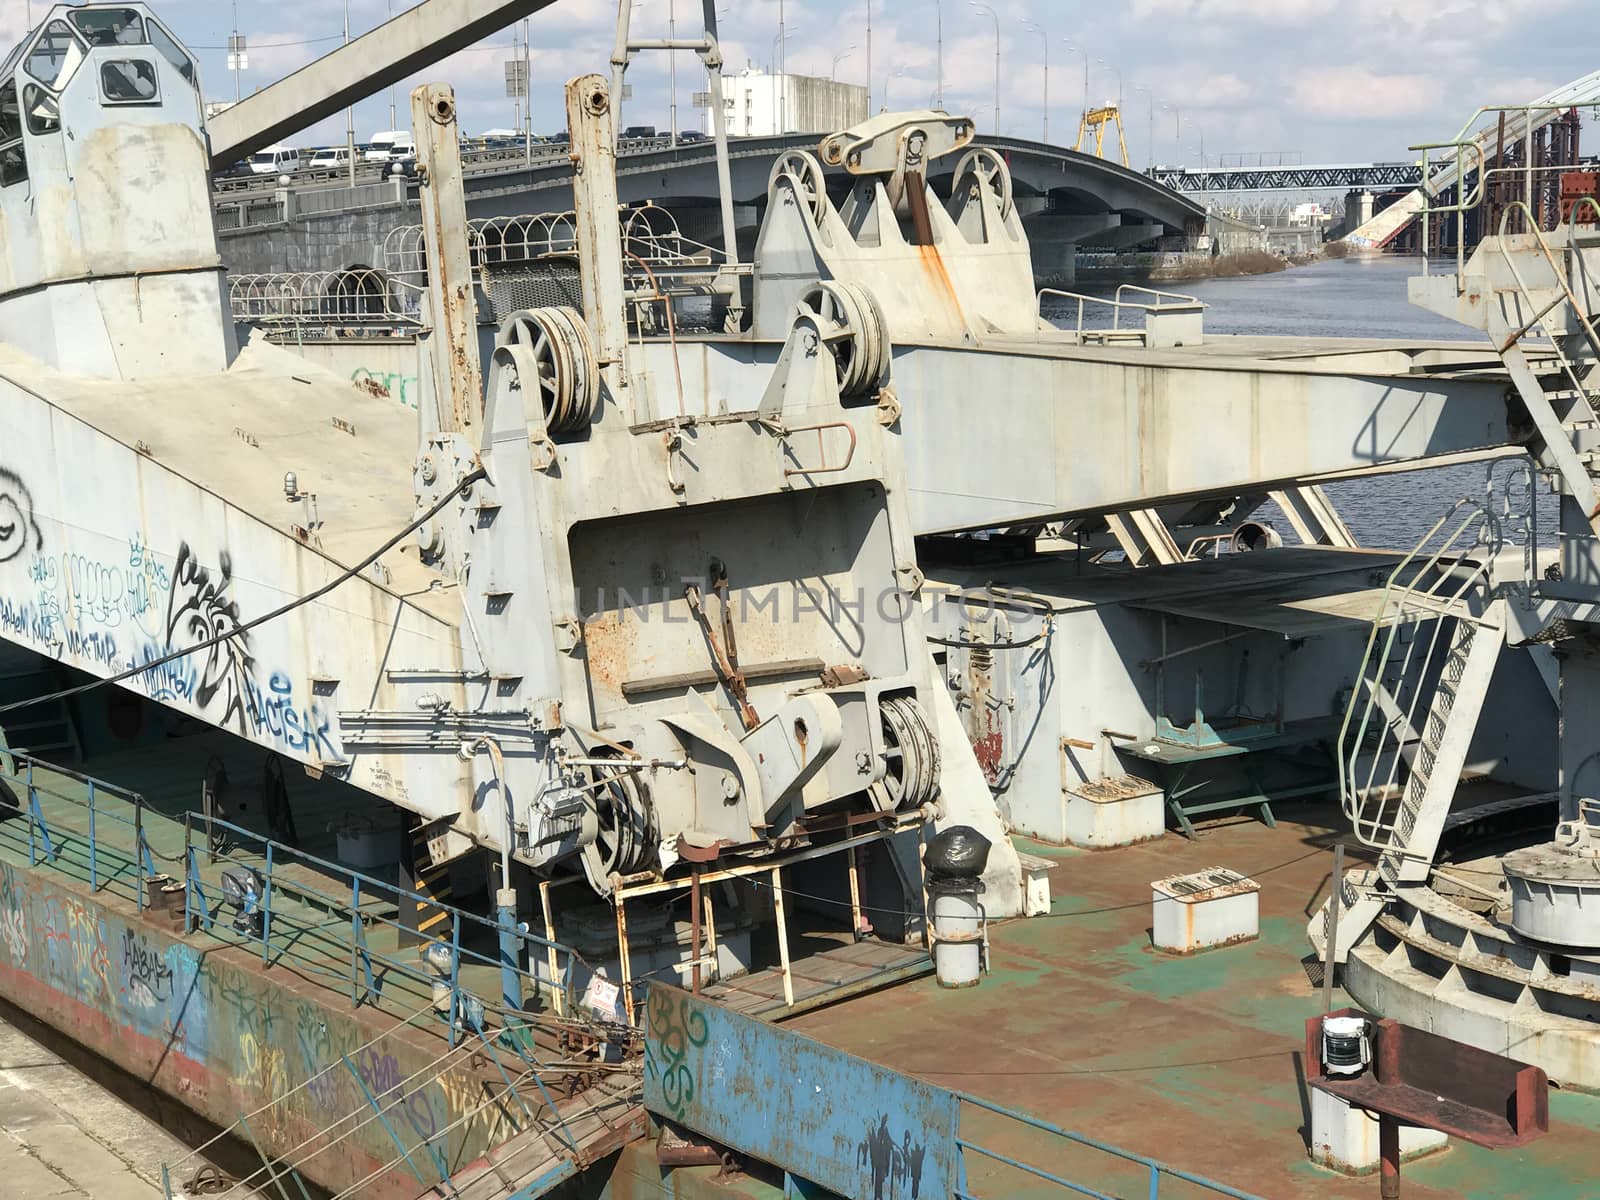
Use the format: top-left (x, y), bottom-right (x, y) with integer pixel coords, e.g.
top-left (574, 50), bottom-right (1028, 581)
top-left (620, 124), bottom-right (657, 140)
top-left (364, 130), bottom-right (416, 162)
top-left (308, 146), bottom-right (353, 171)
top-left (677, 129), bottom-right (708, 143)
top-left (248, 145), bottom-right (300, 175)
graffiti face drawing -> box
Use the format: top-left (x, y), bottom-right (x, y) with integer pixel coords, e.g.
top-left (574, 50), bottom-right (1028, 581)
top-left (0, 468), bottom-right (42, 564)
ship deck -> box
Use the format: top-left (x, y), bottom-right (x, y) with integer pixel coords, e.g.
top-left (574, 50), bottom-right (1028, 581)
top-left (787, 804), bottom-right (1599, 1200)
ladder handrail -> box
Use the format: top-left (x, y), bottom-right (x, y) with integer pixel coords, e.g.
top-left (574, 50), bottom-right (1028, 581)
top-left (1495, 201), bottom-right (1600, 373)
top-left (1337, 501), bottom-right (1495, 847)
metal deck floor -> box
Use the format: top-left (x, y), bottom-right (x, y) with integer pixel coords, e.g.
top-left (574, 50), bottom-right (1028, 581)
top-left (786, 805), bottom-right (1600, 1200)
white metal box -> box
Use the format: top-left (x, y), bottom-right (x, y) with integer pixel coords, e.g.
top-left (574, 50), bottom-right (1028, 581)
top-left (1151, 867), bottom-right (1259, 954)
top-left (1065, 775), bottom-right (1165, 848)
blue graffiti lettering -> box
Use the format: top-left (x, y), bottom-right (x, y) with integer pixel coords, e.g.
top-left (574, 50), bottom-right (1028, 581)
top-left (244, 673), bottom-right (343, 762)
top-left (64, 627), bottom-right (119, 668)
top-left (128, 642), bottom-right (196, 702)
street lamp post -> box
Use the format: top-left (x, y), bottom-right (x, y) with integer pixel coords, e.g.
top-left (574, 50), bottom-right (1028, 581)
top-left (669, 0), bottom-right (677, 146)
top-left (832, 45), bottom-right (856, 80)
top-left (970, 2), bottom-right (999, 135)
top-left (522, 16), bottom-right (532, 164)
top-left (1095, 56), bottom-right (1122, 111)
top-left (1025, 20), bottom-right (1048, 142)
top-left (229, 0), bottom-right (242, 103)
top-left (1062, 40), bottom-right (1088, 139)
top-left (865, 0), bottom-right (872, 112)
top-left (343, 0), bottom-right (355, 185)
top-left (771, 28), bottom-right (793, 134)
top-left (935, 0), bottom-right (944, 111)
top-left (1134, 84), bottom-right (1153, 170)
top-left (884, 64), bottom-right (907, 111)
top-left (387, 0), bottom-right (396, 130)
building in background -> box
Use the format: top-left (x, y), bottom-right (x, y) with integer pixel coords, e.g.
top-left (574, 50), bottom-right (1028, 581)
top-left (711, 68), bottom-right (869, 137)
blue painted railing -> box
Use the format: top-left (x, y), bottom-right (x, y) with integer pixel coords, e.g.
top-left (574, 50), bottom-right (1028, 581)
top-left (0, 750), bottom-right (589, 1039)
top-left (0, 752), bottom-right (157, 906)
top-left (0, 751), bottom-right (621, 1199)
top-left (956, 1092), bottom-right (1264, 1200)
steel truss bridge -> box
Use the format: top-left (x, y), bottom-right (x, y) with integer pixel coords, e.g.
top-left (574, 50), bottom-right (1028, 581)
top-left (1151, 162), bottom-right (1425, 193)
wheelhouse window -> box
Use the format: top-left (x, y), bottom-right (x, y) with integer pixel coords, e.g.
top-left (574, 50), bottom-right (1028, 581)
top-left (0, 80), bottom-right (26, 186)
top-left (147, 19), bottom-right (196, 89)
top-left (25, 20), bottom-right (86, 91)
top-left (23, 84), bottom-right (59, 135)
top-left (70, 9), bottom-right (147, 48)
top-left (100, 59), bottom-right (159, 105)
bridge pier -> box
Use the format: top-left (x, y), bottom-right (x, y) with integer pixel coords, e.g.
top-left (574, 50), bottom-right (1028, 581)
top-left (1022, 214), bottom-right (1123, 285)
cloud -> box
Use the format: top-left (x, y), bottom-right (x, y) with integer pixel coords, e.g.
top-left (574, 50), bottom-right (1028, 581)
top-left (1288, 66), bottom-right (1433, 120)
top-left (1131, 0), bottom-right (1337, 23)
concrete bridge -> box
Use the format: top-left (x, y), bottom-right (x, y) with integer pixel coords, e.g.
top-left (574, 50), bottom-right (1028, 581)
top-left (217, 132), bottom-right (1205, 283)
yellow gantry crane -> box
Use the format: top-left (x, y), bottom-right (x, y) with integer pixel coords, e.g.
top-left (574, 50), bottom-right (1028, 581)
top-left (1075, 103), bottom-right (1130, 167)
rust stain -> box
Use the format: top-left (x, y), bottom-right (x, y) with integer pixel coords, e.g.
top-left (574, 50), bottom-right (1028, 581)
top-left (972, 730), bottom-right (1004, 784)
top-left (353, 377), bottom-right (390, 401)
top-left (582, 611), bottom-right (633, 695)
top-left (916, 243), bottom-right (968, 329)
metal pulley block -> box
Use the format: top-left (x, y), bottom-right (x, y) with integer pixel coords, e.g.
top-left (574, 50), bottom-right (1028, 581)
top-left (766, 149), bottom-right (830, 225)
top-left (796, 280), bottom-right (890, 398)
top-left (495, 306), bottom-right (600, 435)
top-left (950, 147), bottom-right (1015, 220)
top-left (879, 694), bottom-right (941, 810)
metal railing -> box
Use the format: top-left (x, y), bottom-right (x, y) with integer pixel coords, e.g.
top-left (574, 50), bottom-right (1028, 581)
top-left (1, 750), bottom-right (647, 1199)
top-left (0, 751), bottom-right (156, 908)
top-left (956, 1092), bottom-right (1263, 1200)
top-left (1336, 501), bottom-right (1498, 847)
top-left (229, 267), bottom-right (423, 328)
top-left (1038, 284), bottom-right (1203, 338)
top-left (0, 750), bottom-right (592, 1026)
top-left (381, 202), bottom-right (725, 280)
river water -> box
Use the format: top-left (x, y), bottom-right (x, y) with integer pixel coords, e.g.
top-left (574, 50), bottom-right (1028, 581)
top-left (1052, 255), bottom-right (1556, 552)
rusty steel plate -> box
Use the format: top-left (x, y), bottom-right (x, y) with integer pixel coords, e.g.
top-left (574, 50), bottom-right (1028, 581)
top-left (642, 984), bottom-right (959, 1196)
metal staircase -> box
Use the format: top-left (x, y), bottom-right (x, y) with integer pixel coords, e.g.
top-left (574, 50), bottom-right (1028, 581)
top-left (1413, 203), bottom-right (1600, 533)
top-left (1313, 505), bottom-right (1505, 962)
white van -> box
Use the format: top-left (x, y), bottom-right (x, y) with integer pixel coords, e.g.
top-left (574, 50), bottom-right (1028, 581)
top-left (247, 144), bottom-right (300, 175)
top-left (308, 146), bottom-right (352, 171)
top-left (363, 131), bottom-right (415, 162)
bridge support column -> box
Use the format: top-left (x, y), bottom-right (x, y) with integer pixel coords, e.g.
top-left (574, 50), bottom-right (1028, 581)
top-left (1023, 213), bottom-right (1123, 286)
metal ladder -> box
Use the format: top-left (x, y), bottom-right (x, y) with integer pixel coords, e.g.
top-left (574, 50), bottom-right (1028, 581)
top-left (1314, 505), bottom-right (1505, 962)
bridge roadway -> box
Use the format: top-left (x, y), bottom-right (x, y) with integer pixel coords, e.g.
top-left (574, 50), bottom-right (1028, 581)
top-left (215, 132), bottom-right (1206, 279)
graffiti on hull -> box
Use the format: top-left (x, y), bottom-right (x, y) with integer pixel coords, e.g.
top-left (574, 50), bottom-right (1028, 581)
top-left (0, 468), bottom-right (343, 764)
top-left (165, 543), bottom-right (256, 735)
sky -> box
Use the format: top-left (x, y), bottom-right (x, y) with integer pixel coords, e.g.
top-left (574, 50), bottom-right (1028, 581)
top-left (2, 0), bottom-right (1593, 168)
